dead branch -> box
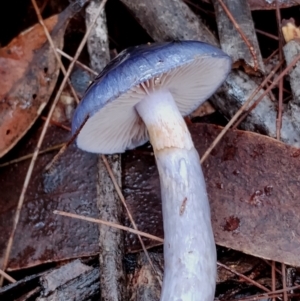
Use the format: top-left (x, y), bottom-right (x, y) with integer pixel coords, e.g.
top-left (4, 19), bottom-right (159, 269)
top-left (85, 2), bottom-right (127, 300)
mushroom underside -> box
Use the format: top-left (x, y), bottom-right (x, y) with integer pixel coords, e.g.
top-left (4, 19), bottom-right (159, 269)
top-left (76, 57), bottom-right (228, 154)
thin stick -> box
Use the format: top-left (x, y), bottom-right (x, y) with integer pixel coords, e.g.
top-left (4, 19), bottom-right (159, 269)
top-left (56, 48), bottom-right (98, 76)
top-left (264, 48), bottom-right (279, 65)
top-left (0, 269), bottom-right (16, 283)
top-left (31, 0), bottom-right (80, 104)
top-left (275, 1), bottom-right (284, 140)
top-left (237, 289), bottom-right (300, 301)
top-left (217, 262), bottom-right (270, 293)
top-left (54, 210), bottom-right (163, 242)
top-left (236, 294), bottom-right (282, 301)
top-left (231, 60), bottom-right (283, 130)
top-left (0, 143), bottom-right (65, 168)
top-left (262, 259), bottom-right (282, 275)
top-left (201, 52), bottom-right (300, 163)
top-left (41, 116), bottom-right (72, 131)
top-left (0, 0), bottom-right (108, 280)
top-left (282, 263), bottom-right (288, 301)
top-left (256, 29), bottom-right (279, 41)
top-left (272, 261), bottom-right (276, 301)
top-left (217, 0), bottom-right (258, 71)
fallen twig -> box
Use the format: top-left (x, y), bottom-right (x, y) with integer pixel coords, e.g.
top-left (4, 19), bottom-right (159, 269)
top-left (0, 269), bottom-right (16, 284)
top-left (217, 262), bottom-right (270, 293)
top-left (31, 0), bottom-right (80, 104)
top-left (232, 60), bottom-right (284, 129)
top-left (56, 48), bottom-right (97, 76)
top-left (0, 143), bottom-right (65, 168)
top-left (53, 210), bottom-right (163, 242)
top-left (275, 2), bottom-right (284, 140)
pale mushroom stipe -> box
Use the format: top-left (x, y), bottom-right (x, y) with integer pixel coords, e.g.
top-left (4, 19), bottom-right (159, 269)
top-left (72, 41), bottom-right (232, 301)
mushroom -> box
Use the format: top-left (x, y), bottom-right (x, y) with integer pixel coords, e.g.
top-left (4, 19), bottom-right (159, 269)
top-left (72, 41), bottom-right (231, 300)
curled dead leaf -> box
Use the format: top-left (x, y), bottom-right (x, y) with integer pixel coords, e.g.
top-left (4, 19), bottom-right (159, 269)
top-left (0, 7), bottom-right (73, 158)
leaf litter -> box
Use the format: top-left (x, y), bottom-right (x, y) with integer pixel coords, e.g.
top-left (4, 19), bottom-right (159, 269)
top-left (0, 6), bottom-right (74, 158)
top-left (1, 0), bottom-right (298, 298)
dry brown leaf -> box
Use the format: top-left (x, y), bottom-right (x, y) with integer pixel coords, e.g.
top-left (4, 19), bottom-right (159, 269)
top-left (0, 7), bottom-right (73, 158)
top-left (124, 124), bottom-right (300, 266)
top-left (0, 119), bottom-right (99, 270)
top-left (1, 123), bottom-right (300, 270)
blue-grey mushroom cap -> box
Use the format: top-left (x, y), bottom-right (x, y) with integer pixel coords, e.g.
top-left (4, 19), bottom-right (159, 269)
top-left (72, 41), bottom-right (232, 154)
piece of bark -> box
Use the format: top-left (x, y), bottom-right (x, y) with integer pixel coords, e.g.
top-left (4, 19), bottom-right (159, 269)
top-left (85, 0), bottom-right (110, 74)
top-left (283, 39), bottom-right (300, 105)
top-left (0, 7), bottom-right (73, 158)
top-left (123, 123), bottom-right (300, 267)
top-left (39, 259), bottom-right (92, 296)
top-left (97, 156), bottom-right (127, 301)
top-left (85, 2), bottom-right (127, 300)
top-left (37, 265), bottom-right (100, 301)
top-left (212, 0), bottom-right (265, 74)
top-left (0, 273), bottom-right (42, 300)
top-left (120, 0), bottom-right (218, 45)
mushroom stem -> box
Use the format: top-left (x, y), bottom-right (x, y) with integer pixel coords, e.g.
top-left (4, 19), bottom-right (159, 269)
top-left (135, 90), bottom-right (216, 300)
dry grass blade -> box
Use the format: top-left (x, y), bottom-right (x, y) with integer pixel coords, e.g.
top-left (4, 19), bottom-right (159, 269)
top-left (264, 48), bottom-right (279, 64)
top-left (0, 0), bottom-right (108, 281)
top-left (31, 0), bottom-right (80, 104)
top-left (256, 28), bottom-right (279, 41)
top-left (40, 116), bottom-right (72, 131)
top-left (201, 53), bottom-right (300, 163)
top-left (0, 269), bottom-right (16, 283)
top-left (232, 60), bottom-right (284, 129)
top-left (272, 261), bottom-right (276, 301)
top-left (275, 1), bottom-right (284, 140)
top-left (282, 263), bottom-right (288, 301)
top-left (217, 262), bottom-right (270, 293)
top-left (235, 284), bottom-right (300, 301)
top-left (56, 48), bottom-right (98, 76)
top-left (53, 210), bottom-right (163, 242)
top-left (0, 143), bottom-right (65, 168)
